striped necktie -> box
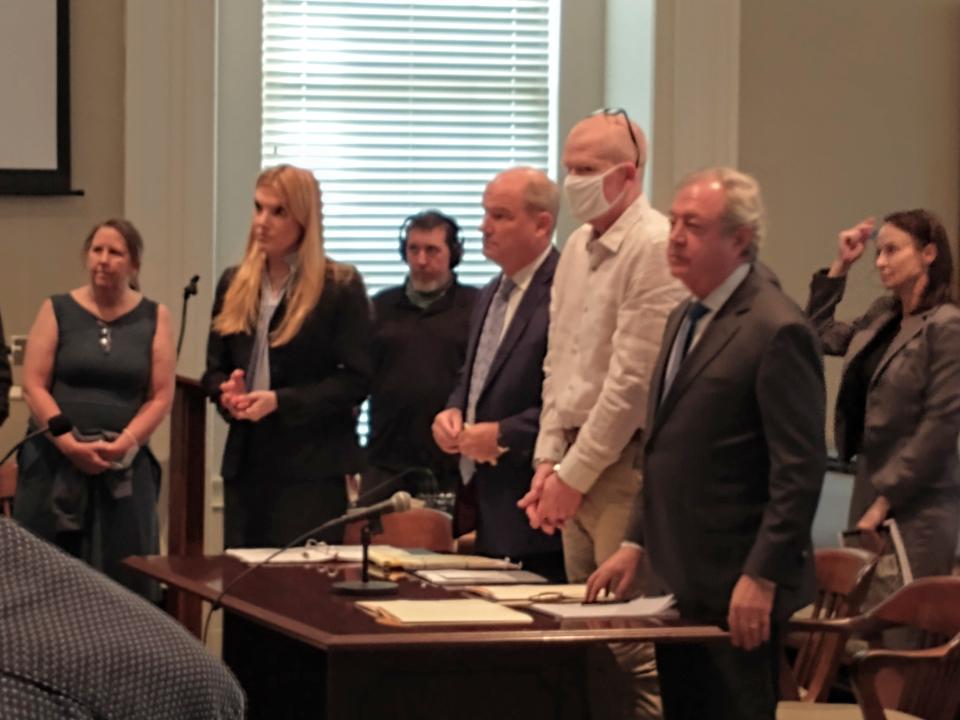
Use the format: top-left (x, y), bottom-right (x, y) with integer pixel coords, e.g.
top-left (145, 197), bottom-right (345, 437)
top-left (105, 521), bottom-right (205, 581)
top-left (460, 276), bottom-right (516, 484)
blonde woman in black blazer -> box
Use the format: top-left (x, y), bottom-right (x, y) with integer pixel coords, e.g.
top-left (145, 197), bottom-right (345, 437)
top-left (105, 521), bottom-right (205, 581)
top-left (807, 209), bottom-right (960, 581)
top-left (203, 165), bottom-right (372, 549)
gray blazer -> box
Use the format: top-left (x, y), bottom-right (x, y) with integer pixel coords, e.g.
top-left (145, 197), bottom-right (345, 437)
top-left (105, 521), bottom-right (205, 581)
top-left (626, 267), bottom-right (826, 621)
top-left (806, 271), bottom-right (960, 574)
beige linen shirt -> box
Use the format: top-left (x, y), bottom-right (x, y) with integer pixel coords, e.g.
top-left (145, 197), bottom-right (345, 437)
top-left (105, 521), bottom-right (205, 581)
top-left (533, 194), bottom-right (687, 494)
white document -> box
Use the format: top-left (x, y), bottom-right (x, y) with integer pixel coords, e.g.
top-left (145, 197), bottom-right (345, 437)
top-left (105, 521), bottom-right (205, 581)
top-left (225, 545), bottom-right (339, 564)
top-left (467, 584), bottom-right (588, 603)
top-left (356, 598), bottom-right (535, 625)
top-left (225, 544), bottom-right (385, 564)
top-left (415, 569), bottom-right (547, 585)
top-left (530, 594), bottom-right (676, 619)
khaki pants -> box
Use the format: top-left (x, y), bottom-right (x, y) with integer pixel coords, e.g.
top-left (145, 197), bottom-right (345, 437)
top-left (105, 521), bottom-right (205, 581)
top-left (562, 439), bottom-right (661, 720)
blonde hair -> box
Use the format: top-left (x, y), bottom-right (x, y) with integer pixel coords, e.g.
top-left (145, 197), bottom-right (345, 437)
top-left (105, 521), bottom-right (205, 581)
top-left (213, 164), bottom-right (341, 346)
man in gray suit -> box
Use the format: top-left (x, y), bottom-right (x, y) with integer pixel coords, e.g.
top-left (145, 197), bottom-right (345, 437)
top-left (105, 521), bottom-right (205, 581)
top-left (433, 166), bottom-right (564, 581)
top-left (587, 168), bottom-right (826, 719)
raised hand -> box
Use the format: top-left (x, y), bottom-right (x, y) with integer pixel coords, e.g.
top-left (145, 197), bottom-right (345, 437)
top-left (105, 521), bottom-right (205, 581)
top-left (829, 218), bottom-right (874, 277)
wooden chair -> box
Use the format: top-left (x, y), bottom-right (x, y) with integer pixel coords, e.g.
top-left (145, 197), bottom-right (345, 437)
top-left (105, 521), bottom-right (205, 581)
top-left (780, 547), bottom-right (879, 702)
top-left (778, 576), bottom-right (960, 720)
top-left (343, 507), bottom-right (454, 553)
top-left (0, 459), bottom-right (16, 517)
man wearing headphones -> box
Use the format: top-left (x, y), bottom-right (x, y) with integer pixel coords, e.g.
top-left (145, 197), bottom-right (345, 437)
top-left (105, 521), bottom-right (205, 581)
top-left (365, 210), bottom-right (479, 501)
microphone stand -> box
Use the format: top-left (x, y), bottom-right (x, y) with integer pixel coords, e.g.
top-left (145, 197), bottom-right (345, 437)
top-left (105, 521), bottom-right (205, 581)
top-left (176, 275), bottom-right (199, 359)
top-left (332, 515), bottom-right (398, 596)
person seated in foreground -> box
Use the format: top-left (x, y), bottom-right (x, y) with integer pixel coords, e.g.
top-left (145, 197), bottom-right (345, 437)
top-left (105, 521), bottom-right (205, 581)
top-left (0, 516), bottom-right (244, 719)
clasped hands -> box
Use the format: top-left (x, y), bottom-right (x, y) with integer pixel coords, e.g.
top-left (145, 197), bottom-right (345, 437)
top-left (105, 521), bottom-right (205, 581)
top-left (219, 369), bottom-right (278, 422)
top-left (516, 461), bottom-right (583, 535)
top-left (431, 408), bottom-right (506, 465)
top-left (56, 429), bottom-right (137, 476)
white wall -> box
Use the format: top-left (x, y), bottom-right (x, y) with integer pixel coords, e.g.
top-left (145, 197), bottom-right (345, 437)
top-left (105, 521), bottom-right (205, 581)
top-left (738, 0), bottom-right (960, 444)
top-left (0, 0), bottom-right (126, 453)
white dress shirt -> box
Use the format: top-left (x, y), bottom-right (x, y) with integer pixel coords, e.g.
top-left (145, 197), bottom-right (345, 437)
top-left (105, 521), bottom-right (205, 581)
top-left (499, 243), bottom-right (553, 341)
top-left (533, 194), bottom-right (688, 494)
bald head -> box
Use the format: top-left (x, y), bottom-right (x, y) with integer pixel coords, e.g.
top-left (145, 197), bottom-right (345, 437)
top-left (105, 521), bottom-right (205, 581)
top-left (481, 166), bottom-right (557, 275)
top-left (565, 114), bottom-right (647, 170)
top-left (561, 113), bottom-right (648, 233)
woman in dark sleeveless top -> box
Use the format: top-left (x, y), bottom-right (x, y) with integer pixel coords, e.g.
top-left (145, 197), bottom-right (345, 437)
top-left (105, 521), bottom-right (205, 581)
top-left (15, 219), bottom-right (175, 600)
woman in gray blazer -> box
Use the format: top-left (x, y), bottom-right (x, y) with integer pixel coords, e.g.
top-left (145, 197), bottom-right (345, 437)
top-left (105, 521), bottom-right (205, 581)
top-left (807, 209), bottom-right (960, 581)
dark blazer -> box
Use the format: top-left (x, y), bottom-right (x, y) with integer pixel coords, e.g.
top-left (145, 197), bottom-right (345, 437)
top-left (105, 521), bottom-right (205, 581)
top-left (807, 271), bottom-right (960, 576)
top-left (626, 266), bottom-right (826, 621)
top-left (202, 264), bottom-right (373, 482)
top-left (447, 248), bottom-right (562, 558)
top-left (368, 279), bottom-right (479, 486)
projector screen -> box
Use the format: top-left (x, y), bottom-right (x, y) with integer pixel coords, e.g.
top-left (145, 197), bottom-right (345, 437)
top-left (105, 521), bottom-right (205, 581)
top-left (0, 0), bottom-right (71, 195)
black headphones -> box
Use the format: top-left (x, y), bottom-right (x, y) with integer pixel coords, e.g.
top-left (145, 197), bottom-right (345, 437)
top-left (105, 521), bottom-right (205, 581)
top-left (398, 209), bottom-right (464, 269)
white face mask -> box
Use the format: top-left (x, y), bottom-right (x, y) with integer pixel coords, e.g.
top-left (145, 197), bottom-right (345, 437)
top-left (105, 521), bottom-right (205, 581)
top-left (563, 165), bottom-right (626, 224)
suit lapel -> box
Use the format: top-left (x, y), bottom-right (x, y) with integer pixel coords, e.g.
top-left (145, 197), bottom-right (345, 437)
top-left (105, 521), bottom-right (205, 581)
top-left (653, 274), bottom-right (757, 427)
top-left (870, 311), bottom-right (926, 386)
top-left (481, 250), bottom-right (557, 397)
top-left (841, 308), bottom-right (897, 375)
top-left (464, 281), bottom-right (498, 382)
top-left (646, 300), bottom-right (688, 432)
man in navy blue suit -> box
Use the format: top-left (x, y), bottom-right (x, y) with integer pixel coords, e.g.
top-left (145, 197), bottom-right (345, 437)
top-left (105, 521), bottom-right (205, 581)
top-left (432, 166), bottom-right (564, 581)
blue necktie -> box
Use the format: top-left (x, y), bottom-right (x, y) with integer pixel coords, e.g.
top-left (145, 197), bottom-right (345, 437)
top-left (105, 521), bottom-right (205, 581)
top-left (460, 276), bottom-right (516, 484)
top-left (661, 301), bottom-right (710, 402)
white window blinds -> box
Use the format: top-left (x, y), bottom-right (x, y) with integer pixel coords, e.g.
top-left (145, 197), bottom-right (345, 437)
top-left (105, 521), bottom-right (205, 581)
top-left (261, 0), bottom-right (556, 294)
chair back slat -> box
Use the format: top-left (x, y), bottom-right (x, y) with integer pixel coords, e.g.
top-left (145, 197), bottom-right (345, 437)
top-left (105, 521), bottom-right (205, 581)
top-left (871, 578), bottom-right (960, 638)
top-left (343, 507), bottom-right (454, 553)
top-left (852, 580), bottom-right (960, 719)
top-left (894, 648), bottom-right (960, 720)
top-left (788, 547), bottom-right (878, 702)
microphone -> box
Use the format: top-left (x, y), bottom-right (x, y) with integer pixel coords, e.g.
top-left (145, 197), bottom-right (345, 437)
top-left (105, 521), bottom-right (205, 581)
top-left (201, 490), bottom-right (413, 643)
top-left (343, 491), bottom-right (413, 525)
top-left (176, 274), bottom-right (201, 359)
top-left (0, 414), bottom-right (73, 466)
top-left (183, 274), bottom-right (200, 300)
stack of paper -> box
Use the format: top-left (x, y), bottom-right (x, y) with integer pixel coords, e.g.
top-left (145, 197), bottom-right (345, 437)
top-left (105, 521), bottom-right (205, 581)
top-left (415, 569), bottom-right (547, 585)
top-left (467, 584), bottom-right (588, 604)
top-left (355, 598), bottom-right (535, 625)
top-left (225, 546), bottom-right (338, 564)
top-left (530, 594), bottom-right (676, 619)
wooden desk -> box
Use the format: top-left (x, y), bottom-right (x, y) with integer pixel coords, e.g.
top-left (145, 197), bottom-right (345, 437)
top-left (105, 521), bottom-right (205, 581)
top-left (126, 555), bottom-right (727, 719)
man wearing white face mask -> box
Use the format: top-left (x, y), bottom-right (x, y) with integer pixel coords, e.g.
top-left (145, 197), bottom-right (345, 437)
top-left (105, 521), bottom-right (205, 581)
top-left (518, 110), bottom-right (686, 720)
